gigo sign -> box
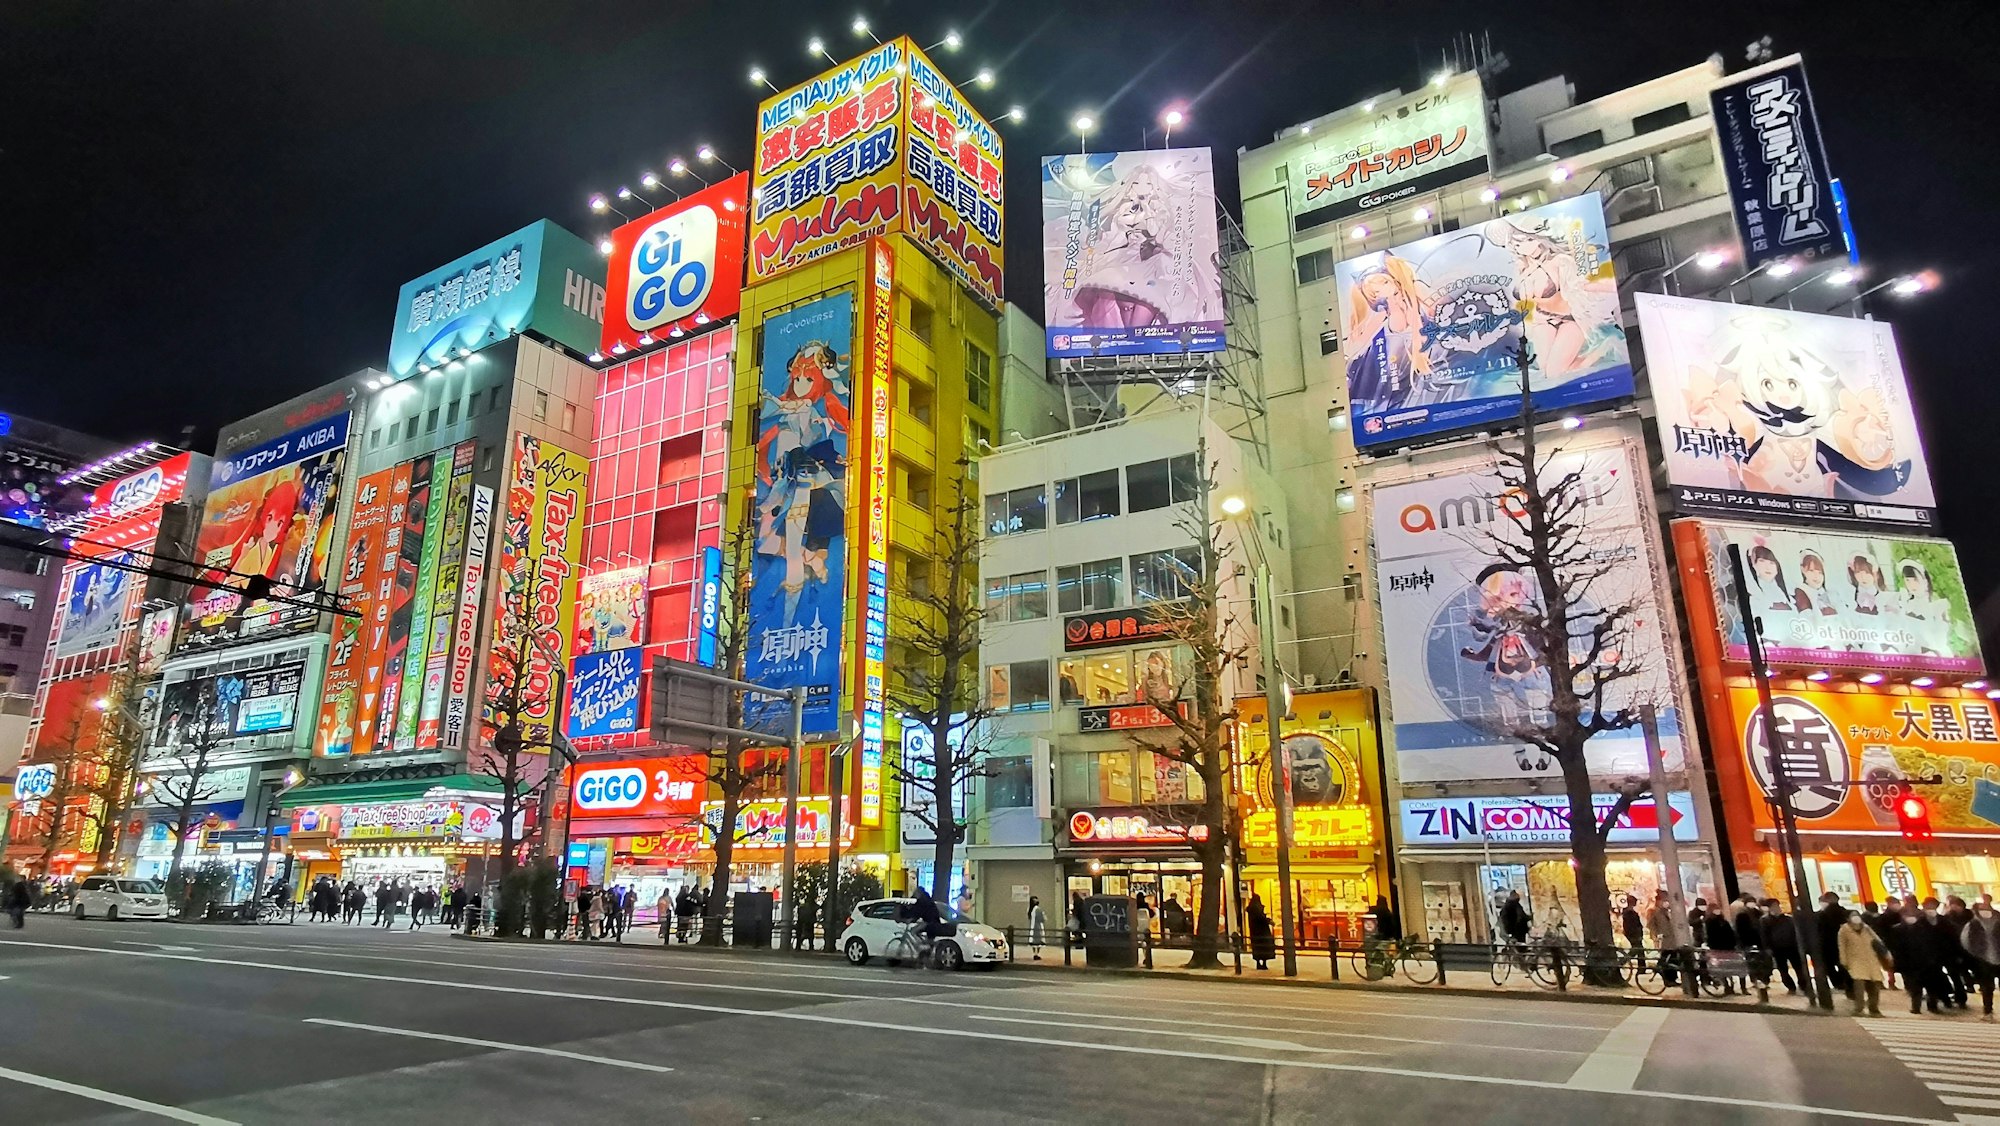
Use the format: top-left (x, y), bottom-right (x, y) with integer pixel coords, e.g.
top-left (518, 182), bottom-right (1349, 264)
top-left (574, 766), bottom-right (647, 811)
top-left (599, 174), bottom-right (748, 356)
top-left (567, 757), bottom-right (705, 820)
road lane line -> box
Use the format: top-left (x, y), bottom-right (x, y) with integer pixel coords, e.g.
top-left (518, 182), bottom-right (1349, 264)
top-left (0, 937), bottom-right (1955, 1124)
top-left (1944, 1097), bottom-right (2000, 1110)
top-left (0, 1064), bottom-right (237, 1125)
top-left (964, 1014), bottom-right (1384, 1054)
top-left (303, 1018), bottom-right (674, 1073)
top-left (1565, 1007), bottom-right (1670, 1092)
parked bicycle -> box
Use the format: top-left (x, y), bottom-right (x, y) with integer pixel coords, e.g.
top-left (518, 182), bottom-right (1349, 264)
top-left (1348, 935), bottom-right (1441, 984)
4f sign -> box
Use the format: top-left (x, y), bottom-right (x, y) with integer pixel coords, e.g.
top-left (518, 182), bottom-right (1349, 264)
top-left (628, 205), bottom-right (718, 331)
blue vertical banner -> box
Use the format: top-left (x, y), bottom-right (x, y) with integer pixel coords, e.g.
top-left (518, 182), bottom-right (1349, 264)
top-left (567, 648), bottom-right (643, 738)
top-left (697, 545), bottom-right (723, 667)
top-left (1710, 60), bottom-right (1845, 269)
top-left (745, 293), bottom-right (851, 735)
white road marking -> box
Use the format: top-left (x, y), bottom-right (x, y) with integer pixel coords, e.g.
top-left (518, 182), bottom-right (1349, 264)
top-left (118, 941), bottom-right (195, 953)
top-left (0, 1063), bottom-right (238, 1125)
top-left (303, 1018), bottom-right (674, 1073)
top-left (1934, 1085), bottom-right (2000, 1096)
top-left (0, 937), bottom-right (1956, 1124)
top-left (1565, 1006), bottom-right (1669, 1091)
top-left (964, 1014), bottom-right (1383, 1054)
top-left (1944, 1097), bottom-right (2000, 1111)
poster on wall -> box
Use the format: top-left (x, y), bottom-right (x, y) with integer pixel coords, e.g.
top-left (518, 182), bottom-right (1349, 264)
top-left (1369, 434), bottom-right (1685, 782)
top-left (1636, 294), bottom-right (1934, 526)
top-left (54, 555), bottom-right (133, 658)
top-left (567, 648), bottom-right (643, 738)
top-left (135, 606), bottom-right (177, 676)
top-left (744, 293), bottom-right (850, 736)
top-left (1040, 149), bottom-right (1224, 358)
top-left (316, 467), bottom-right (399, 757)
top-left (377, 452), bottom-right (433, 752)
top-left (183, 413), bottom-right (349, 647)
top-left (1336, 193), bottom-right (1631, 449)
top-left (415, 443), bottom-right (477, 745)
top-left (1710, 59), bottom-right (1845, 270)
top-left (444, 484), bottom-right (494, 748)
top-left (488, 435), bottom-right (588, 749)
top-left (1291, 72), bottom-right (1490, 231)
top-left (1696, 521), bottom-right (1982, 674)
top-left (576, 567), bottom-right (647, 655)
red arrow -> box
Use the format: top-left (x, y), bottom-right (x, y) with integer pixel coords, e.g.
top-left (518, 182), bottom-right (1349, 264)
top-left (1618, 800), bottom-right (1683, 830)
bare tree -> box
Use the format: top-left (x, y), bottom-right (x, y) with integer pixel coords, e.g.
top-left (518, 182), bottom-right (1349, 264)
top-left (27, 706), bottom-right (95, 875)
top-left (1472, 343), bottom-right (1656, 981)
top-left (889, 473), bottom-right (992, 900)
top-left (78, 654), bottom-right (147, 869)
top-left (478, 592), bottom-right (551, 880)
top-left (150, 691), bottom-right (227, 886)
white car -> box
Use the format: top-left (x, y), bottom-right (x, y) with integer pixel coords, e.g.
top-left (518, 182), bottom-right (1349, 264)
top-left (839, 897), bottom-right (1008, 970)
top-left (74, 876), bottom-right (170, 920)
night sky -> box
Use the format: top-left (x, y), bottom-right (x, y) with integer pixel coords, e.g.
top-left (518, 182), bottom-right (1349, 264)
top-left (6, 2), bottom-right (1995, 617)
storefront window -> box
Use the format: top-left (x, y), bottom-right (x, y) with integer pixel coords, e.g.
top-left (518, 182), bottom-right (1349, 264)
top-left (1059, 653), bottom-right (1131, 706)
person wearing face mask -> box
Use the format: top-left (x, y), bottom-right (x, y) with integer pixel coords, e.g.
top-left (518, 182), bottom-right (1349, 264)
top-left (1837, 909), bottom-right (1889, 1017)
top-left (1891, 901), bottom-right (1953, 1014)
top-left (1961, 899), bottom-right (2000, 1022)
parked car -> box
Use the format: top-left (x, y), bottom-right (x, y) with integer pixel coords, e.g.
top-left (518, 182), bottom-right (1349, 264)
top-left (838, 897), bottom-right (1008, 970)
top-left (73, 876), bottom-right (169, 920)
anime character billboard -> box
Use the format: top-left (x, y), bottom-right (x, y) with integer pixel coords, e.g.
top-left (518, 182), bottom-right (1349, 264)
top-left (575, 566), bottom-right (647, 655)
top-left (745, 293), bottom-right (851, 736)
top-left (54, 554), bottom-right (133, 658)
top-left (1693, 520), bottom-right (1981, 675)
top-left (1335, 194), bottom-right (1632, 449)
top-left (1041, 149), bottom-right (1225, 358)
top-left (1636, 294), bottom-right (1935, 527)
top-left (1369, 432), bottom-right (1685, 782)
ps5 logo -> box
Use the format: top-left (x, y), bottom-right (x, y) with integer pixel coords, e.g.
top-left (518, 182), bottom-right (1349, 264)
top-left (628, 204), bottom-right (719, 330)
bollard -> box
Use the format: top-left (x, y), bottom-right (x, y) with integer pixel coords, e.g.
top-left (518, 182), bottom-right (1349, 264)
top-left (1006, 925), bottom-right (1017, 963)
top-left (1063, 923), bottom-right (1073, 966)
top-left (1554, 945), bottom-right (1570, 991)
top-left (1329, 937), bottom-right (1339, 981)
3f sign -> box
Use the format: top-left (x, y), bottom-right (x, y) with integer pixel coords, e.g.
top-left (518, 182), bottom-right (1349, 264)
top-left (629, 205), bottom-right (719, 330)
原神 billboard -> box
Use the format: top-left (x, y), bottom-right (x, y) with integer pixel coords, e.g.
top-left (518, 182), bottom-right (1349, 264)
top-left (1369, 432), bottom-right (1685, 782)
top-left (576, 566), bottom-right (647, 655)
top-left (1336, 194), bottom-right (1631, 449)
top-left (1041, 149), bottom-right (1224, 359)
top-left (1291, 72), bottom-right (1490, 231)
top-left (183, 413), bottom-right (349, 647)
top-left (1693, 520), bottom-right (1982, 675)
top-left (745, 293), bottom-right (850, 736)
top-left (1636, 294), bottom-right (1935, 527)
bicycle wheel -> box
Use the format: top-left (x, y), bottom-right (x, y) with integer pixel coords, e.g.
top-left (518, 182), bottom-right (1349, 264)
top-left (1629, 953), bottom-right (1668, 996)
top-left (1400, 941), bottom-right (1440, 985)
top-left (1347, 946), bottom-right (1382, 981)
top-left (1526, 946), bottom-right (1567, 990)
top-left (1490, 945), bottom-right (1514, 987)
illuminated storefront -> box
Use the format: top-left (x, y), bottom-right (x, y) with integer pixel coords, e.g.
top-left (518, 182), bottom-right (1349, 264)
top-left (279, 776), bottom-right (507, 891)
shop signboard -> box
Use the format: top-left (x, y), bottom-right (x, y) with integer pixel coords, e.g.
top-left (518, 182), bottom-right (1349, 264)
top-left (1711, 59), bottom-right (1845, 269)
top-left (1291, 72), bottom-right (1490, 231)
top-left (1061, 601), bottom-right (1187, 653)
top-left (598, 174), bottom-right (749, 355)
top-left (1336, 194), bottom-right (1631, 449)
top-left (393, 452), bottom-right (454, 749)
top-left (1040, 148), bottom-right (1224, 358)
top-left (320, 464), bottom-right (408, 756)
top-left (1242, 807), bottom-right (1375, 860)
top-left (1063, 807), bottom-right (1207, 849)
top-left (903, 40), bottom-right (1004, 304)
top-left (701, 796), bottom-right (853, 850)
top-left (1729, 687), bottom-right (2000, 834)
top-left (416, 442), bottom-right (477, 745)
top-left (152, 663), bottom-right (308, 751)
top-left (182, 412), bottom-right (349, 647)
top-left (387, 219), bottom-right (606, 378)
top-left (1370, 433), bottom-right (1686, 782)
top-left (54, 553), bottom-right (135, 658)
top-left (14, 762), bottom-right (56, 801)
top-left (1078, 703), bottom-right (1180, 732)
top-left (377, 451), bottom-right (432, 751)
top-left (1397, 792), bottom-right (1700, 846)
top-left (567, 648), bottom-right (644, 738)
top-left (576, 566), bottom-right (647, 655)
top-left (1692, 521), bottom-right (1981, 675)
top-left (336, 799), bottom-right (496, 841)
top-left (856, 240), bottom-right (894, 827)
top-left (489, 435), bottom-right (589, 749)
top-left (568, 757), bottom-right (705, 821)
top-left (744, 294), bottom-right (849, 736)
top-left (444, 484), bottom-right (495, 748)
top-left (696, 545), bottom-right (722, 667)
top-left (1636, 294), bottom-right (1934, 527)
top-left (135, 606), bottom-right (176, 676)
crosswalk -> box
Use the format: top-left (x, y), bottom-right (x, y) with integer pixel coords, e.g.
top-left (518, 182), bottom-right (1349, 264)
top-left (1864, 1016), bottom-right (2000, 1123)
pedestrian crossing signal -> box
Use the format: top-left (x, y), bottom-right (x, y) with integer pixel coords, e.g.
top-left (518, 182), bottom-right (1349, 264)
top-left (1896, 794), bottom-right (1934, 842)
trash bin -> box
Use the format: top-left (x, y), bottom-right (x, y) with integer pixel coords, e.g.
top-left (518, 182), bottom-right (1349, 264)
top-left (732, 891), bottom-right (774, 948)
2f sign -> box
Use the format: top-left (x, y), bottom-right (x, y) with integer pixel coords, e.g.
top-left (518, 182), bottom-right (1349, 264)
top-left (629, 205), bottom-right (719, 331)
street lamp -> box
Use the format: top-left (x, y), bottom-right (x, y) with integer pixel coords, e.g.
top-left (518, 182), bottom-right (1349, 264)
top-left (669, 157), bottom-right (711, 188)
top-left (696, 144), bottom-right (739, 175)
top-left (588, 194), bottom-right (631, 222)
top-left (974, 67), bottom-right (995, 88)
top-left (1005, 106), bottom-right (1025, 123)
top-left (851, 16), bottom-right (877, 42)
top-left (1653, 246), bottom-right (1732, 293)
top-left (926, 30), bottom-right (962, 51)
top-left (808, 36), bottom-right (834, 63)
top-left (748, 65), bottom-right (776, 92)
top-left (617, 184), bottom-right (654, 209)
top-left (1161, 107), bottom-right (1185, 147)
top-left (1072, 112), bottom-right (1096, 155)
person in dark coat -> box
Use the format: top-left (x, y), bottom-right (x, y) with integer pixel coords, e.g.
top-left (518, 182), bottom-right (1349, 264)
top-left (1620, 895), bottom-right (1645, 951)
top-left (1940, 896), bottom-right (1973, 1008)
top-left (1869, 898), bottom-right (1902, 988)
top-left (1498, 891), bottom-right (1531, 946)
top-left (1369, 896), bottom-right (1402, 943)
top-left (1687, 898), bottom-right (1711, 948)
top-left (1247, 893), bottom-right (1276, 970)
top-left (1817, 892), bottom-right (1850, 989)
top-left (1701, 896), bottom-right (1740, 994)
top-left (1890, 903), bottom-right (1953, 1013)
top-left (1759, 898), bottom-right (1804, 994)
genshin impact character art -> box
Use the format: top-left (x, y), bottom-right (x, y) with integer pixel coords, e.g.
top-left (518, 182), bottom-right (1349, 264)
top-left (1458, 564), bottom-right (1550, 733)
top-left (1678, 314), bottom-right (1913, 500)
top-left (755, 340), bottom-right (849, 623)
top-left (1344, 254), bottom-right (1436, 414)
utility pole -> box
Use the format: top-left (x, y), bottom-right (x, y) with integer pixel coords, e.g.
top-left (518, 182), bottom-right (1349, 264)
top-left (779, 686), bottom-right (804, 954)
top-left (824, 739), bottom-right (852, 952)
top-left (1254, 559), bottom-right (1299, 977)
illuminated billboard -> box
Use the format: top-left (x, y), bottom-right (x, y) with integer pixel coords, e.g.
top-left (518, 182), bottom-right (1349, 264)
top-left (1711, 59), bottom-right (1845, 269)
top-left (387, 220), bottom-right (606, 378)
top-left (1041, 148), bottom-right (1224, 358)
top-left (1637, 294), bottom-right (1934, 527)
top-left (1291, 72), bottom-right (1490, 231)
top-left (599, 174), bottom-right (749, 355)
top-left (316, 466), bottom-right (398, 757)
top-left (576, 566), bottom-right (647, 655)
top-left (901, 40), bottom-right (1003, 305)
top-left (1336, 193), bottom-right (1631, 448)
top-left (489, 435), bottom-right (588, 749)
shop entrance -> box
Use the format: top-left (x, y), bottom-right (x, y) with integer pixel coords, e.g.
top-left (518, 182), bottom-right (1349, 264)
top-left (1063, 859), bottom-right (1207, 941)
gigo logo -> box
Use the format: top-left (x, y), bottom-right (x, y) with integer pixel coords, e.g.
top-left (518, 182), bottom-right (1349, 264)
top-left (107, 467), bottom-right (164, 516)
top-left (628, 205), bottom-right (719, 331)
top-left (575, 767), bottom-right (646, 811)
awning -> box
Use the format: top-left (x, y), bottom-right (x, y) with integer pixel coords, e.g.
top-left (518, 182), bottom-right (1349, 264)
top-left (276, 772), bottom-right (508, 809)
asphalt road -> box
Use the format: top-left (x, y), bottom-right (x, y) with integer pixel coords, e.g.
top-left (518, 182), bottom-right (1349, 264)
top-left (2, 915), bottom-right (1996, 1124)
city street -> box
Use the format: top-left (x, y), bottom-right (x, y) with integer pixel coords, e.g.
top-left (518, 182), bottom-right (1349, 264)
top-left (3, 917), bottom-right (1995, 1124)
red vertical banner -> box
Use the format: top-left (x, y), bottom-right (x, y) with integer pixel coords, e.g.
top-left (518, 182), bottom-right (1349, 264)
top-left (355, 463), bottom-right (414, 754)
top-left (315, 466), bottom-right (399, 756)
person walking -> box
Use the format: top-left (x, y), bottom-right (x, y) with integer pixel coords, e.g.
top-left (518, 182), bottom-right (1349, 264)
top-left (1960, 898), bottom-right (2000, 1021)
top-left (1647, 889), bottom-right (1686, 988)
top-left (1817, 891), bottom-right (1850, 994)
top-left (1837, 909), bottom-right (1888, 1017)
top-left (1247, 892), bottom-right (1276, 971)
top-left (1891, 902), bottom-right (1951, 1014)
top-left (5, 876), bottom-right (29, 928)
top-left (1944, 895), bottom-right (1976, 1008)
top-left (1702, 895), bottom-right (1741, 995)
top-left (657, 887), bottom-right (675, 944)
top-left (1620, 895), bottom-right (1645, 952)
top-left (1068, 892), bottom-right (1087, 947)
top-left (372, 881), bottom-right (391, 927)
top-left (465, 887), bottom-right (482, 934)
top-left (674, 886), bottom-right (696, 944)
top-left (1759, 899), bottom-right (1804, 995)
top-left (575, 885), bottom-right (596, 941)
top-left (1027, 895), bottom-right (1048, 961)
top-left (1869, 898), bottom-right (1902, 989)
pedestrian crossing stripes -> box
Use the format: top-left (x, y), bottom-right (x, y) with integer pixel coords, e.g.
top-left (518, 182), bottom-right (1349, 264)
top-left (1863, 1018), bottom-right (2000, 1123)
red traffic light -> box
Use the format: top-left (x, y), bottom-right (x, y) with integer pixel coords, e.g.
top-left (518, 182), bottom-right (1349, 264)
top-left (1896, 794), bottom-right (1934, 842)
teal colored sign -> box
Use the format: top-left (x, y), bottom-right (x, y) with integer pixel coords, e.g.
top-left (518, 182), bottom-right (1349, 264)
top-left (387, 220), bottom-right (607, 377)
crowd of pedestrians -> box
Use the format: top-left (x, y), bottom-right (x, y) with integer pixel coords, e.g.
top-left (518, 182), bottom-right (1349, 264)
top-left (297, 876), bottom-right (477, 930)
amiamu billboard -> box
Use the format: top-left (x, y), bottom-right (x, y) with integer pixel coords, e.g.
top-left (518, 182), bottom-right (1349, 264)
top-left (387, 220), bottom-right (606, 378)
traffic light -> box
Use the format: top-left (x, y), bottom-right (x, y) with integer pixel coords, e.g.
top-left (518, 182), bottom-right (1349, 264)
top-left (1896, 794), bottom-right (1934, 842)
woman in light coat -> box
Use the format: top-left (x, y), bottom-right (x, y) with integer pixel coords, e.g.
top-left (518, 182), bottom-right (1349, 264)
top-left (1027, 895), bottom-right (1048, 961)
top-left (1837, 909), bottom-right (1889, 1017)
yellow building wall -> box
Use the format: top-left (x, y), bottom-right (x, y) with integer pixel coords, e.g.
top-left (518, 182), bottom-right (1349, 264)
top-left (729, 234), bottom-right (999, 870)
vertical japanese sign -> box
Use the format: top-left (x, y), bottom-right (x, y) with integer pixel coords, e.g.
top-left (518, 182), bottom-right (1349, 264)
top-left (751, 40), bottom-right (906, 282)
top-left (444, 484), bottom-right (494, 748)
top-left (1711, 59), bottom-right (1845, 269)
top-left (378, 452), bottom-right (433, 751)
top-left (393, 452), bottom-right (453, 749)
top-left (855, 241), bottom-right (895, 825)
top-left (902, 40), bottom-right (1004, 305)
top-left (316, 466), bottom-right (397, 756)
top-left (696, 545), bottom-right (723, 667)
top-left (1290, 72), bottom-right (1490, 231)
top-left (354, 464), bottom-right (413, 754)
top-left (745, 293), bottom-right (850, 737)
top-left (491, 435), bottom-right (588, 749)
top-left (416, 441), bottom-right (476, 745)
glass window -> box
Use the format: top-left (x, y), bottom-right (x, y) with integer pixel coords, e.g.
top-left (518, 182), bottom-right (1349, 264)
top-left (965, 343), bottom-right (992, 408)
top-left (405, 414), bottom-right (419, 438)
top-left (1131, 547), bottom-right (1202, 603)
top-left (1126, 453), bottom-right (1199, 512)
top-left (984, 571), bottom-right (1048, 622)
top-left (910, 300), bottom-right (934, 343)
top-left (987, 757), bottom-right (1033, 810)
top-left (386, 421), bottom-right (400, 444)
top-left (1055, 558), bottom-right (1122, 614)
top-left (368, 428), bottom-right (381, 449)
top-left (488, 387), bottom-right (503, 413)
top-left (533, 390), bottom-right (549, 421)
top-left (987, 660), bottom-right (1050, 713)
top-left (426, 407), bottom-right (440, 433)
top-left (1295, 247), bottom-right (1336, 285)
top-left (984, 485), bottom-right (1046, 536)
top-left (1059, 652), bottom-right (1132, 706)
top-left (445, 400), bottom-right (459, 425)
top-left (1054, 469), bottom-right (1120, 525)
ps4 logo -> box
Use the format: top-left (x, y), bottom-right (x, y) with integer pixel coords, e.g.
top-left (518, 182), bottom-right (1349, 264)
top-left (628, 205), bottom-right (719, 330)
